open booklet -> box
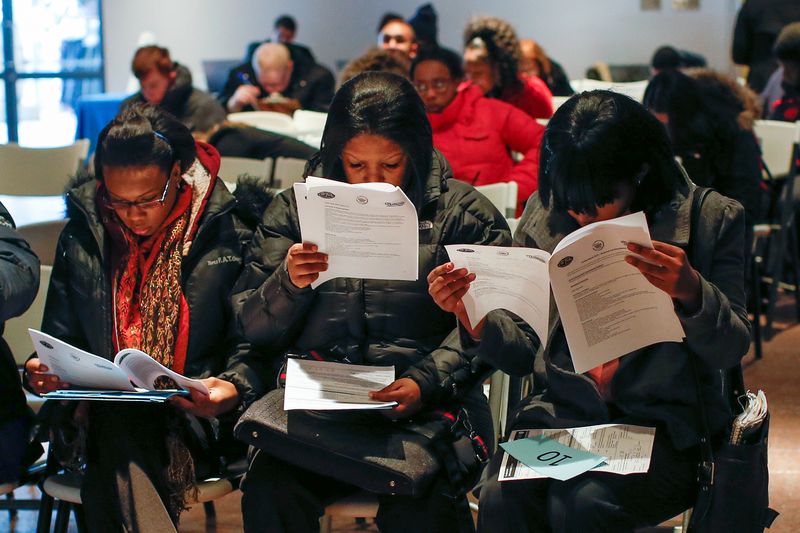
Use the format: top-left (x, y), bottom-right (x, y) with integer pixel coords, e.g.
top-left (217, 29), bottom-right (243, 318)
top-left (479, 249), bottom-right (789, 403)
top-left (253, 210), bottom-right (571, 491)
top-left (445, 211), bottom-right (685, 373)
top-left (293, 176), bottom-right (419, 288)
top-left (29, 329), bottom-right (208, 402)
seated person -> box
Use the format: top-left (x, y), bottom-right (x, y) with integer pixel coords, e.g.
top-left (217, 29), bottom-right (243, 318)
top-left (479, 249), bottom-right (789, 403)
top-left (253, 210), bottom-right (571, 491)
top-left (24, 104), bottom-right (265, 531)
top-left (339, 47), bottom-right (411, 85)
top-left (0, 203), bottom-right (40, 485)
top-left (764, 22), bottom-right (800, 121)
top-left (463, 16), bottom-right (553, 120)
top-left (519, 39), bottom-right (574, 96)
top-left (650, 45), bottom-right (708, 75)
top-left (220, 42), bottom-right (334, 114)
top-left (121, 45), bottom-right (226, 133)
top-left (411, 46), bottom-right (544, 216)
top-left (233, 71), bottom-right (510, 533)
top-left (643, 69), bottom-right (763, 231)
top-left (428, 91), bottom-right (750, 532)
top-left (243, 14), bottom-right (316, 68)
top-left (378, 16), bottom-right (418, 58)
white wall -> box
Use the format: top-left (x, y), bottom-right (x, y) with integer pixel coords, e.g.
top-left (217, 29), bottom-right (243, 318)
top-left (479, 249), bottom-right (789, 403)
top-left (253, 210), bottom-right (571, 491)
top-left (102, 0), bottom-right (741, 93)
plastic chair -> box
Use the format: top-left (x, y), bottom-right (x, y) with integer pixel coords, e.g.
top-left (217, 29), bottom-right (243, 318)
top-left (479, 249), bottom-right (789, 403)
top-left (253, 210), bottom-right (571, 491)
top-left (475, 182), bottom-right (518, 218)
top-left (293, 110), bottom-right (328, 136)
top-left (272, 157), bottom-right (308, 188)
top-left (4, 265), bottom-right (52, 366)
top-left (0, 140), bottom-right (89, 196)
top-left (17, 220), bottom-right (68, 266)
top-left (218, 156), bottom-right (274, 192)
top-left (227, 111), bottom-right (298, 137)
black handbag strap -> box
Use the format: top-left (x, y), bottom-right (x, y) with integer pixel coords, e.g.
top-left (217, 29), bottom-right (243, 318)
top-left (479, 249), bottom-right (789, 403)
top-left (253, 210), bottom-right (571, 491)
top-left (687, 186), bottom-right (716, 526)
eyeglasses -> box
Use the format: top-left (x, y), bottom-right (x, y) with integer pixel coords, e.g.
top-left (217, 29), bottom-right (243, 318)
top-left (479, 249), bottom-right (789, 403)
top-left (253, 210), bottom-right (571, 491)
top-left (413, 79), bottom-right (452, 93)
top-left (103, 178), bottom-right (171, 211)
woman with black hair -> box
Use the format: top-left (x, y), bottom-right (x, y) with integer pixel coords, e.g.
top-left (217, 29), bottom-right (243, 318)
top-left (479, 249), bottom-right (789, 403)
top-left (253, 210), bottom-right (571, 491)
top-left (463, 16), bottom-right (553, 120)
top-left (643, 68), bottom-right (763, 230)
top-left (411, 46), bottom-right (544, 216)
top-left (428, 91), bottom-right (751, 532)
top-left (234, 71), bottom-right (510, 532)
top-left (24, 104), bottom-right (265, 531)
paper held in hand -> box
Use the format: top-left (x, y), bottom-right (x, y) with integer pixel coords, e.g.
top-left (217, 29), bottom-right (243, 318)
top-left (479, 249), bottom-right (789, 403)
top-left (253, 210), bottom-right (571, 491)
top-left (283, 358), bottom-right (397, 410)
top-left (445, 211), bottom-right (685, 373)
top-left (293, 176), bottom-right (419, 288)
top-left (28, 329), bottom-right (208, 401)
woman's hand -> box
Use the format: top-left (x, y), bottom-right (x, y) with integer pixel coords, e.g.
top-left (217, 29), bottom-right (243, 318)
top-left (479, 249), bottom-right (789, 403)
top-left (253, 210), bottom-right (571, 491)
top-left (427, 262), bottom-right (485, 339)
top-left (626, 241), bottom-right (702, 313)
top-left (169, 377), bottom-right (240, 418)
top-left (369, 378), bottom-right (422, 419)
top-left (286, 242), bottom-right (328, 289)
top-left (25, 357), bottom-right (70, 395)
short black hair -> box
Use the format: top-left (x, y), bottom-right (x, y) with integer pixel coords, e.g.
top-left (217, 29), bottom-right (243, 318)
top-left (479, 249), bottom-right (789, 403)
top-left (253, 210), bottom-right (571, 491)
top-left (377, 12), bottom-right (404, 34)
top-left (274, 15), bottom-right (296, 32)
top-left (411, 46), bottom-right (464, 80)
top-left (540, 91), bottom-right (680, 217)
top-left (313, 72), bottom-right (432, 210)
top-left (95, 103), bottom-right (196, 182)
top-left (775, 22), bottom-right (800, 62)
top-left (651, 46), bottom-right (681, 71)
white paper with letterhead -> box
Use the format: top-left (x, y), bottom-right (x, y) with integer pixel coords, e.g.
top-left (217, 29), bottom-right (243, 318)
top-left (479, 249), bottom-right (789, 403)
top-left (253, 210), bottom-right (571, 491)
top-left (498, 424), bottom-right (656, 481)
top-left (283, 358), bottom-right (397, 410)
top-left (293, 176), bottom-right (418, 288)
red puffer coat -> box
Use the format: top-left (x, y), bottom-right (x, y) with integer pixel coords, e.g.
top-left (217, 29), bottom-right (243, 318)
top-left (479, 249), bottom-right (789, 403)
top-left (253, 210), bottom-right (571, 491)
top-left (428, 84), bottom-right (545, 216)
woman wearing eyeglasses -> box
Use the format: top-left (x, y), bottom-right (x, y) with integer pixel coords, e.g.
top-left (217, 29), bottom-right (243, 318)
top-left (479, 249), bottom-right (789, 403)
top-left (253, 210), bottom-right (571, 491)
top-left (24, 104), bottom-right (267, 532)
top-left (411, 46), bottom-right (545, 216)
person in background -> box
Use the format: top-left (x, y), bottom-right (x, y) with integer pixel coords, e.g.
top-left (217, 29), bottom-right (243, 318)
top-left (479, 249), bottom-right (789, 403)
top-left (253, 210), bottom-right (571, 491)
top-left (378, 16), bottom-right (418, 59)
top-left (429, 90), bottom-right (751, 532)
top-left (733, 0), bottom-right (800, 93)
top-left (244, 15), bottom-right (316, 67)
top-left (411, 46), bottom-right (544, 216)
top-left (221, 42), bottom-right (334, 114)
top-left (24, 104), bottom-right (266, 531)
top-left (763, 22), bottom-right (800, 121)
top-left (234, 71), bottom-right (510, 533)
top-left (643, 69), bottom-right (763, 236)
top-left (463, 16), bottom-right (553, 120)
top-left (518, 39), bottom-right (574, 96)
top-left (650, 45), bottom-right (707, 75)
top-left (408, 3), bottom-right (439, 51)
top-left (0, 203), bottom-right (40, 486)
top-left (121, 46), bottom-right (226, 134)
top-left (273, 14), bottom-right (297, 44)
top-left (339, 47), bottom-right (412, 85)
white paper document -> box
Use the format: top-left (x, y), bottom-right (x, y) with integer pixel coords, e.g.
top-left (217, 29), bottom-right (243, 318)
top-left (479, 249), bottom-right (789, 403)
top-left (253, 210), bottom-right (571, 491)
top-left (283, 358), bottom-right (397, 410)
top-left (29, 329), bottom-right (209, 400)
top-left (446, 212), bottom-right (685, 373)
top-left (293, 176), bottom-right (419, 288)
top-left (498, 424), bottom-right (656, 481)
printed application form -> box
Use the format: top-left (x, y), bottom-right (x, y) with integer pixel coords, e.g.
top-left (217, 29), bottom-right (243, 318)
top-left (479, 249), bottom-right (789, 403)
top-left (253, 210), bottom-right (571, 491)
top-left (294, 176), bottom-right (419, 288)
top-left (283, 358), bottom-right (398, 410)
top-left (446, 212), bottom-right (685, 373)
top-left (499, 424), bottom-right (656, 481)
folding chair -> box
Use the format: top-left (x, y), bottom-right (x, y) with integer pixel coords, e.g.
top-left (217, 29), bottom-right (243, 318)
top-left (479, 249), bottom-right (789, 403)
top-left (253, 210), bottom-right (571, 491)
top-left (272, 157), bottom-right (308, 189)
top-left (0, 141), bottom-right (89, 196)
top-left (227, 111), bottom-right (298, 137)
top-left (4, 265), bottom-right (52, 366)
top-left (475, 182), bottom-right (518, 218)
top-left (17, 220), bottom-right (68, 266)
top-left (218, 156), bottom-right (274, 191)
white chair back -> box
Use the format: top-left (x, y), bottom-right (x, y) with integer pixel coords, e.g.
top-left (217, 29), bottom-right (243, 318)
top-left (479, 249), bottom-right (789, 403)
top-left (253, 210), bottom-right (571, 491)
top-left (506, 217), bottom-right (520, 235)
top-left (17, 219), bottom-right (68, 266)
top-left (551, 96), bottom-right (571, 111)
top-left (5, 265), bottom-right (52, 365)
top-left (273, 157), bottom-right (308, 188)
top-left (293, 110), bottom-right (328, 135)
top-left (227, 111), bottom-right (298, 136)
top-left (0, 195), bottom-right (67, 227)
top-left (475, 182), bottom-right (518, 218)
top-left (569, 79), bottom-right (648, 102)
top-left (0, 140), bottom-right (89, 196)
top-left (218, 156), bottom-right (273, 188)
top-left (753, 120), bottom-right (800, 176)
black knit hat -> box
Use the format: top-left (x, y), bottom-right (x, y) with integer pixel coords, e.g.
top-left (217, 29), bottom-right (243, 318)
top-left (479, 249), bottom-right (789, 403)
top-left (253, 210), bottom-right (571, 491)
top-left (775, 22), bottom-right (800, 62)
top-left (408, 3), bottom-right (438, 46)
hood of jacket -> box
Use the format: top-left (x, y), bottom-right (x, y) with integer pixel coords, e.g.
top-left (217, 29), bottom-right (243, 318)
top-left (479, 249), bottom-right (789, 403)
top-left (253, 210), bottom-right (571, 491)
top-left (427, 83), bottom-right (483, 132)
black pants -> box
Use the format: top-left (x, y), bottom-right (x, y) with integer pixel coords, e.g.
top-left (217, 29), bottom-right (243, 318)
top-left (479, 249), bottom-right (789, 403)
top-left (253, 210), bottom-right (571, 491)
top-left (241, 448), bottom-right (465, 533)
top-left (476, 428), bottom-right (698, 533)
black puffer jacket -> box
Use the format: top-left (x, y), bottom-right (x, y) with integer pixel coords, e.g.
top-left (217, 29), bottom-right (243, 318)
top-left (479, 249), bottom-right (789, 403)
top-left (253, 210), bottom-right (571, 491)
top-left (39, 143), bottom-right (267, 416)
top-left (122, 64), bottom-right (227, 133)
top-left (0, 203), bottom-right (39, 425)
top-left (233, 151), bottom-right (510, 415)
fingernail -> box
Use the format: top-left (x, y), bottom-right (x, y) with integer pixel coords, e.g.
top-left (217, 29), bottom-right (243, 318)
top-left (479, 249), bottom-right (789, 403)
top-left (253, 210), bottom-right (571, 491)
top-left (40, 365), bottom-right (48, 372)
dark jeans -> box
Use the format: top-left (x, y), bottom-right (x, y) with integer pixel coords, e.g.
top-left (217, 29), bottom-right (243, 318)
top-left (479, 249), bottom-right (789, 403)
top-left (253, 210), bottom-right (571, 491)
top-left (241, 448), bottom-right (466, 533)
top-left (0, 416), bottom-right (30, 483)
top-left (476, 427), bottom-right (698, 533)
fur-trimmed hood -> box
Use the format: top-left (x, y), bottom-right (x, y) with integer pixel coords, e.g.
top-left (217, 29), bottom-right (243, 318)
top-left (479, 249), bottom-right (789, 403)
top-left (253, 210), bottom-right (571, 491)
top-left (688, 68), bottom-right (763, 131)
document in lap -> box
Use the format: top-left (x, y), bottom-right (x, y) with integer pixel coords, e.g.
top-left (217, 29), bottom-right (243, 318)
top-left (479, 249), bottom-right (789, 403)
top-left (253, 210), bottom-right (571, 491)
top-left (283, 358), bottom-right (397, 410)
top-left (445, 211), bottom-right (685, 373)
top-left (293, 176), bottom-right (418, 288)
top-left (29, 329), bottom-right (208, 401)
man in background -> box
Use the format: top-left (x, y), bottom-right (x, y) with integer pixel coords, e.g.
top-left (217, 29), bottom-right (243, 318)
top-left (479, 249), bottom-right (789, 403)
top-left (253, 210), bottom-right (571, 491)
top-left (377, 17), bottom-right (418, 59)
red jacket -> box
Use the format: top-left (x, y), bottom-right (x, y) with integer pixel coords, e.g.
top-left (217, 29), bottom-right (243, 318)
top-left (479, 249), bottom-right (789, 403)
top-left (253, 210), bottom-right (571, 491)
top-left (502, 74), bottom-right (554, 120)
top-left (429, 84), bottom-right (545, 216)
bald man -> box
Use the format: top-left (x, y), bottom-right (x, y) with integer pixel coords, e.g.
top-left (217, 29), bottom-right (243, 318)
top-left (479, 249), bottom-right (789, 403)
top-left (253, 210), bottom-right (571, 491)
top-left (220, 42), bottom-right (334, 114)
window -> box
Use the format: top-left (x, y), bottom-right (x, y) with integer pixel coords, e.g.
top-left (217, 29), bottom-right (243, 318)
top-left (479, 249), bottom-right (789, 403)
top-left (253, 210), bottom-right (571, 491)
top-left (1, 0), bottom-right (104, 146)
